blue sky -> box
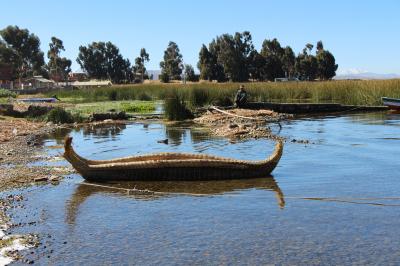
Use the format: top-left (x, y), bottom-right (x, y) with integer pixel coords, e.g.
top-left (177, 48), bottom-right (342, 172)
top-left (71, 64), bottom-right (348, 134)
top-left (1, 0), bottom-right (400, 74)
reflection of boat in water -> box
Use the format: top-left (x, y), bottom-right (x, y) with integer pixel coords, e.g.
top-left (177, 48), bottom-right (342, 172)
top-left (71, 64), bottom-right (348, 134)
top-left (382, 97), bottom-right (400, 111)
top-left (66, 177), bottom-right (285, 224)
top-left (63, 137), bottom-right (283, 181)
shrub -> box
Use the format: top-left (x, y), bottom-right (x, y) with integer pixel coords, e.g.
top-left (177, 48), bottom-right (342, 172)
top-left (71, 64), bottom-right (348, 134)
top-left (46, 107), bottom-right (75, 124)
top-left (0, 89), bottom-right (16, 98)
top-left (164, 93), bottom-right (193, 121)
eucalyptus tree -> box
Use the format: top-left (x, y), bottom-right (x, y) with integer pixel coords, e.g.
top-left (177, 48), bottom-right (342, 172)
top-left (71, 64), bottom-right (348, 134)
top-left (248, 50), bottom-right (266, 81)
top-left (47, 37), bottom-right (72, 81)
top-left (184, 64), bottom-right (198, 82)
top-left (159, 41), bottom-right (183, 81)
top-left (315, 41), bottom-right (338, 80)
top-left (260, 38), bottom-right (285, 80)
top-left (197, 44), bottom-right (213, 81)
top-left (198, 43), bottom-right (225, 82)
top-left (0, 25), bottom-right (45, 81)
top-left (281, 46), bottom-right (296, 78)
top-left (295, 43), bottom-right (318, 81)
top-left (133, 48), bottom-right (149, 82)
top-left (198, 31), bottom-right (254, 82)
top-left (77, 41), bottom-right (132, 83)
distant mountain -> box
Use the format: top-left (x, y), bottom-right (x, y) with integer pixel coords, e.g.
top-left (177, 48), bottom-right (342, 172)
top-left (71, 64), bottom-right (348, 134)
top-left (147, 70), bottom-right (161, 80)
top-left (334, 72), bottom-right (400, 80)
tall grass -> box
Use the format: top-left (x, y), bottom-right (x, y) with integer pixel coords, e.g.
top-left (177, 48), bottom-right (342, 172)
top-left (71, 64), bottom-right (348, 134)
top-left (164, 90), bottom-right (194, 121)
top-left (48, 79), bottom-right (400, 106)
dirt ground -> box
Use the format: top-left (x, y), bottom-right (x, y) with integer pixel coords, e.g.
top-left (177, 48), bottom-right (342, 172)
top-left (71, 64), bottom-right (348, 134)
top-left (194, 108), bottom-right (291, 140)
top-left (0, 119), bottom-right (73, 191)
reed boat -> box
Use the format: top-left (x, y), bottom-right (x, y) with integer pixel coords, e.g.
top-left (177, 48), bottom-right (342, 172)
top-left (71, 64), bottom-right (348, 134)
top-left (382, 97), bottom-right (400, 110)
top-left (63, 136), bottom-right (283, 182)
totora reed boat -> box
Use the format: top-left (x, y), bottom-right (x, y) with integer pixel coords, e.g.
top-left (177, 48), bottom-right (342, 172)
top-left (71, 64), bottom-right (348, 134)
top-left (63, 136), bottom-right (283, 182)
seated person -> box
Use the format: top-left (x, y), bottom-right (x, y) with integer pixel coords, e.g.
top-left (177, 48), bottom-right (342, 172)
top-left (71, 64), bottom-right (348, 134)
top-left (235, 85), bottom-right (247, 108)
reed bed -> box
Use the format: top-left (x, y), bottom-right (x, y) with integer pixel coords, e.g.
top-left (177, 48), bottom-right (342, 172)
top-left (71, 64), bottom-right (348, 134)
top-left (49, 79), bottom-right (400, 106)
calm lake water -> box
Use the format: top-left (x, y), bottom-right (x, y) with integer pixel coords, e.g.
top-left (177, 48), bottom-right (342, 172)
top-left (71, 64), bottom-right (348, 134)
top-left (6, 112), bottom-right (400, 265)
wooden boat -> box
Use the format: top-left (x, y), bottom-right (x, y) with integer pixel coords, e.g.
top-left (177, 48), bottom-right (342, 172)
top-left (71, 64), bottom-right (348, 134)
top-left (382, 97), bottom-right (400, 110)
top-left (63, 136), bottom-right (283, 182)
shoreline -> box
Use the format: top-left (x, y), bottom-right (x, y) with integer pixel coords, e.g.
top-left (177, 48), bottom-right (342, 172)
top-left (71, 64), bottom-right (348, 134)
top-left (0, 120), bottom-right (73, 191)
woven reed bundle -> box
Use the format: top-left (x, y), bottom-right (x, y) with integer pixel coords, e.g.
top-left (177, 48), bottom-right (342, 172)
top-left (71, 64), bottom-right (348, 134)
top-left (64, 136), bottom-right (283, 181)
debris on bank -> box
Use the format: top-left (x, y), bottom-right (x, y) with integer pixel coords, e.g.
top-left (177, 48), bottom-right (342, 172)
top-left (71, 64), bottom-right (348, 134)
top-left (0, 120), bottom-right (74, 191)
top-left (0, 120), bottom-right (48, 143)
top-left (194, 108), bottom-right (292, 139)
top-left (0, 195), bottom-right (39, 265)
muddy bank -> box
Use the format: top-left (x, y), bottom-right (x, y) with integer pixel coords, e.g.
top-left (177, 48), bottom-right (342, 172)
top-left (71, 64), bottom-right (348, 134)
top-left (0, 194), bottom-right (39, 264)
top-left (194, 108), bottom-right (291, 140)
top-left (0, 120), bottom-right (73, 191)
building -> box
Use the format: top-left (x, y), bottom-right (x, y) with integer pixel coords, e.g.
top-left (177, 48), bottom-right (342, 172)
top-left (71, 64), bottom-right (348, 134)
top-left (71, 80), bottom-right (112, 88)
top-left (68, 72), bottom-right (88, 82)
top-left (23, 76), bottom-right (55, 89)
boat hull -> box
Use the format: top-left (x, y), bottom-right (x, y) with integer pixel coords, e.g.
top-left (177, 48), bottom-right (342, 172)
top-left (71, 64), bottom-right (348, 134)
top-left (64, 137), bottom-right (283, 182)
top-left (382, 97), bottom-right (400, 110)
top-left (74, 163), bottom-right (280, 182)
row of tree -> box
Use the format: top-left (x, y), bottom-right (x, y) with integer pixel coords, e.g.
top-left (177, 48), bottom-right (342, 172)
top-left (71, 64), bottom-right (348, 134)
top-left (0, 26), bottom-right (151, 83)
top-left (0, 26), bottom-right (338, 83)
top-left (197, 31), bottom-right (338, 82)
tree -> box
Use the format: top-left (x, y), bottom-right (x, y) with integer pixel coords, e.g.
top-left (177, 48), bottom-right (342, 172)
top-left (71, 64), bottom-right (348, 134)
top-left (205, 42), bottom-right (226, 82)
top-left (260, 38), bottom-right (284, 58)
top-left (0, 41), bottom-right (17, 79)
top-left (295, 44), bottom-right (318, 81)
top-left (281, 46), bottom-right (296, 78)
top-left (47, 37), bottom-right (71, 81)
top-left (198, 31), bottom-right (255, 82)
top-left (0, 25), bottom-right (45, 81)
top-left (316, 41), bottom-right (324, 54)
top-left (133, 48), bottom-right (149, 82)
top-left (197, 44), bottom-right (213, 81)
top-left (77, 41), bottom-right (132, 83)
top-left (184, 64), bottom-right (198, 82)
top-left (248, 50), bottom-right (266, 81)
top-left (260, 38), bottom-right (285, 80)
top-left (305, 43), bottom-right (314, 54)
top-left (211, 31), bottom-right (254, 82)
top-left (316, 50), bottom-right (338, 80)
top-left (159, 41), bottom-right (183, 82)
